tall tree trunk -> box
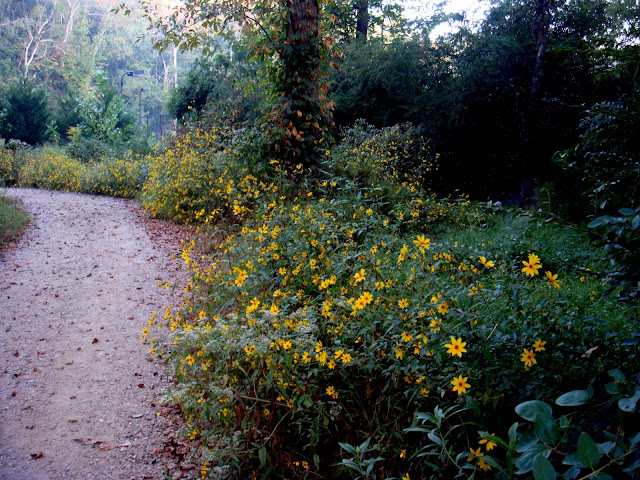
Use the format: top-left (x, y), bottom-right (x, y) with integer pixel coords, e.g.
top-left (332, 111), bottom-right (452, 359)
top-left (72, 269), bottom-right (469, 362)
top-left (281, 0), bottom-right (321, 168)
top-left (355, 0), bottom-right (368, 42)
top-left (531, 0), bottom-right (549, 97)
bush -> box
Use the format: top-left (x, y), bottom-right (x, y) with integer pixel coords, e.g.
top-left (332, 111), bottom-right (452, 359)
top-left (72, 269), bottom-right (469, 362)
top-left (0, 194), bottom-right (29, 247)
top-left (145, 123), bottom-right (639, 479)
top-left (16, 144), bottom-right (145, 199)
top-left (0, 81), bottom-right (50, 145)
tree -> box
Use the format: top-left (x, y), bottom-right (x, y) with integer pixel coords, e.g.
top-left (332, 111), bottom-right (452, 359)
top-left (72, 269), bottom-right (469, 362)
top-left (132, 0), bottom-right (336, 169)
top-left (0, 81), bottom-right (50, 144)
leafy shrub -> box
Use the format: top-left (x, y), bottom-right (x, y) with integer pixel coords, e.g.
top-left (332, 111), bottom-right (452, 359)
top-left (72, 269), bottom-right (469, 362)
top-left (140, 122), bottom-right (268, 223)
top-left (16, 145), bottom-right (145, 198)
top-left (0, 82), bottom-right (50, 145)
top-left (145, 124), bottom-right (638, 479)
top-left (554, 94), bottom-right (640, 216)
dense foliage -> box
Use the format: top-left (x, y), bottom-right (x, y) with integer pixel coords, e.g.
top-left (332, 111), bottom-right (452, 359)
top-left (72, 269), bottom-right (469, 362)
top-left (1, 0), bottom-right (639, 478)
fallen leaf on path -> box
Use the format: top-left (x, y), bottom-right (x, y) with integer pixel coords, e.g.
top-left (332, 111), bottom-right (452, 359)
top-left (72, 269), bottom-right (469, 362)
top-left (30, 452), bottom-right (44, 459)
top-left (92, 338), bottom-right (99, 344)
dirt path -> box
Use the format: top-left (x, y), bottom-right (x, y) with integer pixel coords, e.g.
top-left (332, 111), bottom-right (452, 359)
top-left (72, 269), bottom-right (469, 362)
top-left (0, 188), bottom-right (188, 480)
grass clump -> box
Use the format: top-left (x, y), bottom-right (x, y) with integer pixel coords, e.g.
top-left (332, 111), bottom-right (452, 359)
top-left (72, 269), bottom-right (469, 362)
top-left (0, 193), bottom-right (29, 247)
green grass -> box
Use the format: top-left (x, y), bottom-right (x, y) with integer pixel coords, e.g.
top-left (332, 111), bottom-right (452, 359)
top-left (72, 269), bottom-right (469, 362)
top-left (0, 193), bottom-right (29, 248)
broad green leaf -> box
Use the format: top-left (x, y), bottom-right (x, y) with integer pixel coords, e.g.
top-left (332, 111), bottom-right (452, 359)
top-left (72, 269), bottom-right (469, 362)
top-left (533, 454), bottom-right (556, 480)
top-left (608, 368), bottom-right (625, 382)
top-left (632, 214), bottom-right (640, 230)
top-left (577, 432), bottom-right (600, 469)
top-left (515, 443), bottom-right (549, 474)
top-left (605, 382), bottom-right (620, 394)
top-left (619, 208), bottom-right (635, 216)
top-left (516, 400), bottom-right (553, 422)
top-left (535, 413), bottom-right (559, 444)
top-left (618, 388), bottom-right (640, 412)
top-left (517, 429), bottom-right (539, 452)
top-left (563, 452), bottom-right (584, 468)
top-left (588, 216), bottom-right (612, 228)
top-left (555, 389), bottom-right (592, 407)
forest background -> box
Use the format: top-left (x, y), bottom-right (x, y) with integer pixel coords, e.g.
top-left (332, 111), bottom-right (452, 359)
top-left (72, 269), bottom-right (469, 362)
top-left (1, 0), bottom-right (640, 479)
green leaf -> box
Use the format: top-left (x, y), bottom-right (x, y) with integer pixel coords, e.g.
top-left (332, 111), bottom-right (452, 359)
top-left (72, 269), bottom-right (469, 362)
top-left (618, 208), bottom-right (635, 216)
top-left (632, 215), bottom-right (640, 230)
top-left (608, 368), bottom-right (625, 382)
top-left (534, 413), bottom-right (559, 444)
top-left (588, 216), bottom-right (612, 228)
top-left (339, 442), bottom-right (356, 455)
top-left (516, 400), bottom-right (553, 422)
top-left (577, 432), bottom-right (600, 469)
top-left (593, 473), bottom-right (613, 480)
top-left (517, 429), bottom-right (540, 452)
top-left (258, 446), bottom-right (267, 468)
top-left (555, 389), bottom-right (592, 407)
top-left (605, 382), bottom-right (620, 394)
top-left (515, 443), bottom-right (549, 474)
top-left (533, 455), bottom-right (556, 480)
top-left (508, 422), bottom-right (519, 446)
top-left (563, 452), bottom-right (585, 468)
top-left (618, 388), bottom-right (640, 412)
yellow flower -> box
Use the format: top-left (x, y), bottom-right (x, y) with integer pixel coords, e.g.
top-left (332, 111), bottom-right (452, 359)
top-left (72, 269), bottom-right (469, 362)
top-left (451, 375), bottom-right (471, 395)
top-left (270, 303), bottom-right (280, 315)
top-left (479, 256), bottom-right (494, 268)
top-left (477, 459), bottom-right (491, 471)
top-left (328, 360), bottom-right (336, 369)
top-left (467, 447), bottom-right (483, 462)
top-left (400, 449), bottom-right (406, 458)
top-left (533, 339), bottom-right (546, 352)
top-left (395, 348), bottom-right (404, 360)
top-left (522, 253), bottom-right (542, 276)
top-left (244, 344), bottom-right (256, 355)
top-left (401, 331), bottom-right (413, 342)
top-left (401, 474), bottom-right (410, 480)
top-left (437, 303), bottom-right (449, 315)
top-left (420, 388), bottom-right (430, 397)
top-left (545, 271), bottom-right (561, 288)
top-left (341, 352), bottom-right (352, 364)
top-left (479, 434), bottom-right (497, 451)
top-left (521, 349), bottom-right (537, 368)
top-left (234, 269), bottom-right (248, 286)
top-left (282, 340), bottom-right (292, 350)
top-left (186, 355), bottom-right (196, 366)
top-left (354, 268), bottom-right (366, 283)
top-left (301, 352), bottom-right (311, 363)
top-left (316, 350), bottom-right (328, 365)
top-left (413, 235), bottom-right (431, 252)
top-left (398, 298), bottom-right (409, 309)
top-left (444, 337), bottom-right (467, 358)
top-left (398, 244), bottom-right (409, 263)
top-left (326, 386), bottom-right (338, 399)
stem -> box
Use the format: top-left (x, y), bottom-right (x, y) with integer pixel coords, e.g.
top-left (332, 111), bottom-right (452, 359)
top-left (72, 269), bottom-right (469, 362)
top-left (575, 448), bottom-right (637, 480)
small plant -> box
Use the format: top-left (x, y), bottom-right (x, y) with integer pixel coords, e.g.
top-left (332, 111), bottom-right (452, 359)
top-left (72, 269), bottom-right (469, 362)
top-left (338, 438), bottom-right (386, 479)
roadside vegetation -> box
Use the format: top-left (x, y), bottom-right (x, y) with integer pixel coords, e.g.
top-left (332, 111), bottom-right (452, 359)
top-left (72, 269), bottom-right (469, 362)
top-left (0, 192), bottom-right (29, 248)
top-left (0, 0), bottom-right (638, 478)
